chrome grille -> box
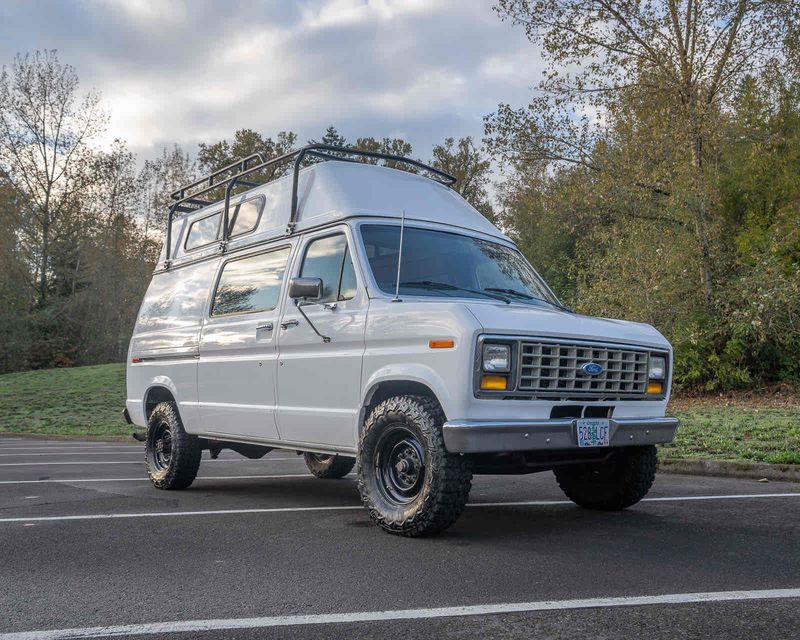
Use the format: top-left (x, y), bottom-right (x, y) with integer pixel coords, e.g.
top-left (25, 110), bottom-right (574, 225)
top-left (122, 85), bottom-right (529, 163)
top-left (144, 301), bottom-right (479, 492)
top-left (518, 341), bottom-right (649, 397)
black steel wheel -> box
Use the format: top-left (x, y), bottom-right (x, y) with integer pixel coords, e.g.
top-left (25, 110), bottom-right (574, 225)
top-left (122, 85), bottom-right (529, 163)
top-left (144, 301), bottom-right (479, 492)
top-left (303, 452), bottom-right (355, 479)
top-left (145, 401), bottom-right (201, 490)
top-left (357, 395), bottom-right (473, 537)
top-left (373, 425), bottom-right (426, 505)
top-left (554, 445), bottom-right (658, 510)
top-left (149, 420), bottom-right (173, 472)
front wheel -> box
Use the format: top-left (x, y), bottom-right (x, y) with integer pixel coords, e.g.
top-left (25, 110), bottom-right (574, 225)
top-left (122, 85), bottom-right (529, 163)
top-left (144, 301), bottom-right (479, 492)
top-left (357, 395), bottom-right (473, 537)
top-left (554, 445), bottom-right (658, 510)
top-left (303, 452), bottom-right (355, 479)
top-left (145, 401), bottom-right (201, 490)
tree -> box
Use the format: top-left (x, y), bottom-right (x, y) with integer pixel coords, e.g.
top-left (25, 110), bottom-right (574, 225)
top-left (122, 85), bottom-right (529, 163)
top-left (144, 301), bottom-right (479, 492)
top-left (310, 125), bottom-right (347, 148)
top-left (197, 128), bottom-right (297, 173)
top-left (138, 144), bottom-right (195, 237)
top-left (0, 178), bottom-right (31, 370)
top-left (195, 128), bottom-right (297, 204)
top-left (489, 0), bottom-right (800, 300)
top-left (56, 140), bottom-right (151, 364)
top-left (355, 136), bottom-right (411, 156)
top-left (431, 137), bottom-right (495, 221)
top-left (0, 50), bottom-right (107, 305)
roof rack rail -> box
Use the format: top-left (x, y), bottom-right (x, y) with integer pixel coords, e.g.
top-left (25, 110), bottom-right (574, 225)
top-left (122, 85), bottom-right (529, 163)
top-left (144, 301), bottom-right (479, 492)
top-left (170, 153), bottom-right (267, 203)
top-left (163, 144), bottom-right (457, 266)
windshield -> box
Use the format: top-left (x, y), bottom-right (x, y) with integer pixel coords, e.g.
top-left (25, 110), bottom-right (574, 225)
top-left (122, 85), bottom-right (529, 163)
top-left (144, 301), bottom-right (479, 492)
top-left (359, 224), bottom-right (562, 308)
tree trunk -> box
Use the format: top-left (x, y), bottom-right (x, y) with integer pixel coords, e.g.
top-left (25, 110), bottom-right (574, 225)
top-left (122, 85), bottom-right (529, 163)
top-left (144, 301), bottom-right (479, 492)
top-left (689, 121), bottom-right (714, 302)
top-left (40, 212), bottom-right (49, 304)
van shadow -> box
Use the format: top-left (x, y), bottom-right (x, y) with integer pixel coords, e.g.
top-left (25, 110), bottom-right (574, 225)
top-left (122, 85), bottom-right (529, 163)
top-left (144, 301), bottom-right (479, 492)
top-left (184, 475), bottom-right (660, 519)
top-left (444, 502), bottom-right (663, 544)
top-left (179, 475), bottom-right (680, 548)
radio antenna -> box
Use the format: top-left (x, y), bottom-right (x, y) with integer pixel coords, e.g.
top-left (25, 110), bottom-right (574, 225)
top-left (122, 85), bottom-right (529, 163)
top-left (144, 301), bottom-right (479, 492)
top-left (392, 209), bottom-right (406, 303)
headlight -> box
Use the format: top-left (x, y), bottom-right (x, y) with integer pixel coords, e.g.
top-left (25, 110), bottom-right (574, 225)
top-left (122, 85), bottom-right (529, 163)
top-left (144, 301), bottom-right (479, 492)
top-left (649, 356), bottom-right (666, 380)
top-left (483, 344), bottom-right (510, 372)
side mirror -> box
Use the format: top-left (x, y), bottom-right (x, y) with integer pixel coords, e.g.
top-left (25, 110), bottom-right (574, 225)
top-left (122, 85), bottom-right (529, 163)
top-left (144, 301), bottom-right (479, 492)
top-left (288, 277), bottom-right (323, 300)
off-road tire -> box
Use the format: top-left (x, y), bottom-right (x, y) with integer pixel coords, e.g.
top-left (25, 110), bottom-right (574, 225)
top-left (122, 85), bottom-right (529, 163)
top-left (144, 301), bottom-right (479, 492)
top-left (304, 453), bottom-right (356, 479)
top-left (145, 401), bottom-right (201, 490)
top-left (554, 445), bottom-right (658, 510)
top-left (357, 395), bottom-right (473, 537)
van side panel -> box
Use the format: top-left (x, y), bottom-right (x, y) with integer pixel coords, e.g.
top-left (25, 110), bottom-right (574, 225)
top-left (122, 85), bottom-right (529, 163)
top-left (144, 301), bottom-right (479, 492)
top-left (126, 259), bottom-right (220, 431)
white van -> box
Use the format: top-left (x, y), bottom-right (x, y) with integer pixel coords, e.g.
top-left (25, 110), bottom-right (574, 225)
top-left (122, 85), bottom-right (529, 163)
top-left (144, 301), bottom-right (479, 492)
top-left (125, 144), bottom-right (678, 537)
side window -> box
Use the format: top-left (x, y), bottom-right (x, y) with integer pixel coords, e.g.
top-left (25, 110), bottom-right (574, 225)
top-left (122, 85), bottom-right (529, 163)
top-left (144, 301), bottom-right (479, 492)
top-left (229, 198), bottom-right (263, 238)
top-left (184, 197), bottom-right (263, 252)
top-left (300, 234), bottom-right (357, 303)
top-left (211, 247), bottom-right (291, 316)
top-left (186, 213), bottom-right (221, 251)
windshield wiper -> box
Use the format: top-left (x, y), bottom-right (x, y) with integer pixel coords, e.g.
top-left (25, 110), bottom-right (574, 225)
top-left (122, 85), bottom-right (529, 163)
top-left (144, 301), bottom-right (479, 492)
top-left (400, 281), bottom-right (510, 304)
top-left (484, 287), bottom-right (535, 299)
top-left (484, 287), bottom-right (574, 313)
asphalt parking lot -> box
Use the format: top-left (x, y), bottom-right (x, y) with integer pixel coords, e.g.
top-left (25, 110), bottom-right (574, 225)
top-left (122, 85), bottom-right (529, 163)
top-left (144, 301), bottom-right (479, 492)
top-left (1, 435), bottom-right (798, 640)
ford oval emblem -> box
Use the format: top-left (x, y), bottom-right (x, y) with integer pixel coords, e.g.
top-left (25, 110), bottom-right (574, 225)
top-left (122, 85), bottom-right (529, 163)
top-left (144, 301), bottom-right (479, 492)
top-left (581, 362), bottom-right (604, 376)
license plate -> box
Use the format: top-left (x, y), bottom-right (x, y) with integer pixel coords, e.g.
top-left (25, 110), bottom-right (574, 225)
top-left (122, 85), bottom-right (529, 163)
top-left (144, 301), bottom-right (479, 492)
top-left (576, 418), bottom-right (610, 448)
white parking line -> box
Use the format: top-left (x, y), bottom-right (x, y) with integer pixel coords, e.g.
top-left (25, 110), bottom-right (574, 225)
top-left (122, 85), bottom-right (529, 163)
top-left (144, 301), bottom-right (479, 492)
top-left (0, 436), bottom-right (97, 444)
top-left (2, 588), bottom-right (798, 639)
top-left (0, 447), bottom-right (142, 452)
top-left (0, 451), bottom-right (145, 457)
top-left (0, 457), bottom-right (302, 466)
top-left (0, 474), bottom-right (314, 485)
top-left (0, 493), bottom-right (798, 524)
top-left (474, 493), bottom-right (800, 507)
top-left (0, 504), bottom-right (363, 523)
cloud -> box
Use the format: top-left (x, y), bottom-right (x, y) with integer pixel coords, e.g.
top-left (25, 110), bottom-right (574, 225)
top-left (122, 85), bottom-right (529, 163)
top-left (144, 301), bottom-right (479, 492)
top-left (0, 0), bottom-right (544, 160)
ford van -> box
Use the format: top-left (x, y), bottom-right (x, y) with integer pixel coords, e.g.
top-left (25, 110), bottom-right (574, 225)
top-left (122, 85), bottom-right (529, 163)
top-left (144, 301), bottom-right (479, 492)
top-left (125, 144), bottom-right (678, 536)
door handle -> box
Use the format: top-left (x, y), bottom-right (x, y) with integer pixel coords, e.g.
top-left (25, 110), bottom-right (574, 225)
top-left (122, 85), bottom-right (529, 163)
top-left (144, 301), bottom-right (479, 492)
top-left (280, 319), bottom-right (299, 329)
top-left (256, 322), bottom-right (273, 331)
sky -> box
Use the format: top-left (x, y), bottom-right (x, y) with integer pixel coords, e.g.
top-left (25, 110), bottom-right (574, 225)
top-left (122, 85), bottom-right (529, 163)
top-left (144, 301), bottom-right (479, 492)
top-left (0, 0), bottom-right (544, 163)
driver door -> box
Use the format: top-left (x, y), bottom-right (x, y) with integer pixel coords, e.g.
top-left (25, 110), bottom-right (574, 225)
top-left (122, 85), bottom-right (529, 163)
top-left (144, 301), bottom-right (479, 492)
top-left (275, 227), bottom-right (367, 448)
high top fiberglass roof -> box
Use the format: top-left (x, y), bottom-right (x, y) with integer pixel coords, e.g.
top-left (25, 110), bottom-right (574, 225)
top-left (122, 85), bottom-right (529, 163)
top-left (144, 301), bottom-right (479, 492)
top-left (161, 160), bottom-right (508, 267)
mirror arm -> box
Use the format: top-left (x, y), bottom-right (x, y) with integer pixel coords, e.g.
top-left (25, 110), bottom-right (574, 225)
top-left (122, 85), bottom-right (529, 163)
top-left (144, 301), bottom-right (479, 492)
top-left (295, 300), bottom-right (332, 343)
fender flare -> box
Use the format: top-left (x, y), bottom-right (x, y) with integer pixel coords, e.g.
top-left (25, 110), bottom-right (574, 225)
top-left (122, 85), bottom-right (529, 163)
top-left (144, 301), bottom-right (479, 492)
top-left (141, 377), bottom-right (180, 418)
top-left (361, 364), bottom-right (452, 418)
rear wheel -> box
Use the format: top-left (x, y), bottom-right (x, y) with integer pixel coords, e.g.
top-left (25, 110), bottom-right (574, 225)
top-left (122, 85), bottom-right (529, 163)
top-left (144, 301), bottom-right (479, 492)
top-left (303, 452), bottom-right (356, 479)
top-left (554, 445), bottom-right (657, 510)
top-left (357, 395), bottom-right (473, 537)
top-left (145, 401), bottom-right (201, 490)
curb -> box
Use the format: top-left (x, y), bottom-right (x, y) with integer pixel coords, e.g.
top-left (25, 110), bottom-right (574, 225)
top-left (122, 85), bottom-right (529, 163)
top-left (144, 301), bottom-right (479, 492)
top-left (660, 458), bottom-right (800, 483)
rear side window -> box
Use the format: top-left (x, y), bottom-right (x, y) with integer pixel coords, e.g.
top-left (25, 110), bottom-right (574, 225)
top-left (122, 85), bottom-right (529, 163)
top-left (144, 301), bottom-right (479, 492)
top-left (229, 197), bottom-right (263, 237)
top-left (185, 197), bottom-right (264, 252)
top-left (211, 247), bottom-right (291, 316)
top-left (185, 213), bottom-right (221, 251)
top-left (300, 234), bottom-right (357, 303)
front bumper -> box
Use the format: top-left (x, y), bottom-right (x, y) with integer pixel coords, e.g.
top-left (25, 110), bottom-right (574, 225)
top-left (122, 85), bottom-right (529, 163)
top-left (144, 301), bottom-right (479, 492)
top-left (442, 416), bottom-right (679, 454)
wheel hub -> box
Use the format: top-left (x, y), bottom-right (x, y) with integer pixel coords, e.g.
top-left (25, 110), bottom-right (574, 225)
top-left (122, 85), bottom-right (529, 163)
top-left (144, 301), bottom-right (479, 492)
top-left (149, 421), bottom-right (172, 471)
top-left (375, 425), bottom-right (426, 505)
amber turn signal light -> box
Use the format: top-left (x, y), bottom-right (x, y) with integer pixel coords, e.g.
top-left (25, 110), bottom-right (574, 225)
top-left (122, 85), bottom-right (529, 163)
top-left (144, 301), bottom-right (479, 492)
top-left (647, 380), bottom-right (663, 394)
top-left (429, 339), bottom-right (455, 349)
top-left (480, 375), bottom-right (508, 390)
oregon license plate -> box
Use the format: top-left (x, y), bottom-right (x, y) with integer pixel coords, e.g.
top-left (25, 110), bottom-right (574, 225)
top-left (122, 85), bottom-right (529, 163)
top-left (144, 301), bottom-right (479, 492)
top-left (576, 418), bottom-right (610, 447)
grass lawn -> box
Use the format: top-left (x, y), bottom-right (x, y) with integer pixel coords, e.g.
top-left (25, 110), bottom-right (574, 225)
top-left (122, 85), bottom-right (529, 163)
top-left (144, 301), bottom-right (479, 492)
top-left (663, 394), bottom-right (800, 465)
top-left (0, 363), bottom-right (130, 439)
top-left (1, 364), bottom-right (798, 463)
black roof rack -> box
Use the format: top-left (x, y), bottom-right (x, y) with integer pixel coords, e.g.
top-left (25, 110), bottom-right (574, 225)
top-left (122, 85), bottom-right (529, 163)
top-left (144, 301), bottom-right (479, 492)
top-left (163, 144), bottom-right (457, 266)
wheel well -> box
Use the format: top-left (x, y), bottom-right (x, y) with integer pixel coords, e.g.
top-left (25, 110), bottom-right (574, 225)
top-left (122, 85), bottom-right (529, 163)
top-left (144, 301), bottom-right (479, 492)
top-left (144, 386), bottom-right (176, 419)
top-left (361, 381), bottom-right (445, 430)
